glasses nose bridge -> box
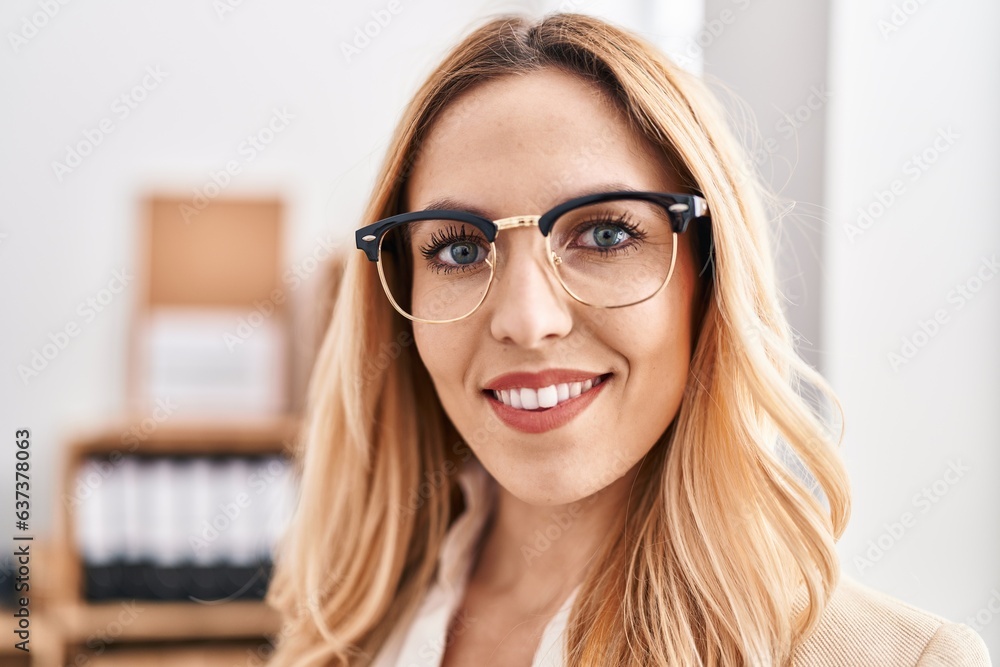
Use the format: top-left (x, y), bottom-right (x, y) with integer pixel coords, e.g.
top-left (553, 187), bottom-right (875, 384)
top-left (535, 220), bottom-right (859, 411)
top-left (494, 214), bottom-right (542, 232)
top-left (489, 212), bottom-right (567, 291)
top-left (491, 213), bottom-right (558, 271)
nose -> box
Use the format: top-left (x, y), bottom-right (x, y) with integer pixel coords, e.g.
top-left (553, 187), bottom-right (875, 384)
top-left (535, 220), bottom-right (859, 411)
top-left (486, 229), bottom-right (573, 348)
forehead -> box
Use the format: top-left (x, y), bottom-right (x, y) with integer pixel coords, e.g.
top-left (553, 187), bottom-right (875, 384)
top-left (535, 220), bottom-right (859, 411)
top-left (404, 67), bottom-right (680, 216)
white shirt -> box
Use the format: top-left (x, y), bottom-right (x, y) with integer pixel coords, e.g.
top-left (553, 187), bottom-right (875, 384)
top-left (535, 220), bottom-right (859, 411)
top-left (371, 456), bottom-right (581, 667)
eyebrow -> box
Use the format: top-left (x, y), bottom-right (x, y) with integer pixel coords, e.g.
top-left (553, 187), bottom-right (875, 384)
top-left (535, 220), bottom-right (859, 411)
top-left (417, 182), bottom-right (642, 219)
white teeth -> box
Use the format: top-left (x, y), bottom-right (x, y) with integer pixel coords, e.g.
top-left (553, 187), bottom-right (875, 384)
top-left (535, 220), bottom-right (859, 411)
top-left (492, 375), bottom-right (606, 411)
top-left (520, 388), bottom-right (539, 410)
top-left (537, 385), bottom-right (558, 408)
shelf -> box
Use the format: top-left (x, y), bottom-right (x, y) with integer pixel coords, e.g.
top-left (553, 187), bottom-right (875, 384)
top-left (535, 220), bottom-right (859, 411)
top-left (40, 417), bottom-right (300, 666)
top-left (65, 414), bottom-right (300, 457)
top-left (67, 642), bottom-right (271, 667)
top-left (48, 599), bottom-right (280, 644)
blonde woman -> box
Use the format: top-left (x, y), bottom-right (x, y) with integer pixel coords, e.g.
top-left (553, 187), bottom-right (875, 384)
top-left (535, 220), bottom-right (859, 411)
top-left (266, 12), bottom-right (992, 666)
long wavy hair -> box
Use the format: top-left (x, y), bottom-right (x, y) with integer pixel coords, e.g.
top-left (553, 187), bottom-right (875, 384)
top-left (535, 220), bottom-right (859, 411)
top-left (267, 12), bottom-right (851, 666)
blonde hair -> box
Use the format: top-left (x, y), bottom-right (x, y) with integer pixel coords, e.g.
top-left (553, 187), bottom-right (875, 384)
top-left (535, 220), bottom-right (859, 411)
top-left (267, 12), bottom-right (851, 666)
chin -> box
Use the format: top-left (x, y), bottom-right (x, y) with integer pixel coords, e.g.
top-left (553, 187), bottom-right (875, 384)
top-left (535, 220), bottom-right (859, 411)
top-left (495, 467), bottom-right (594, 507)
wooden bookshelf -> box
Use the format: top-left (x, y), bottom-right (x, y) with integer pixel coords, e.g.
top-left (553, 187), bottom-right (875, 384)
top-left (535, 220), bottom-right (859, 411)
top-left (37, 417), bottom-right (298, 667)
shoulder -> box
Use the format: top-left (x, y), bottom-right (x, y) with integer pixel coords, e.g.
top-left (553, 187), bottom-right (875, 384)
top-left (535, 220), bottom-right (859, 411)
top-left (792, 574), bottom-right (992, 666)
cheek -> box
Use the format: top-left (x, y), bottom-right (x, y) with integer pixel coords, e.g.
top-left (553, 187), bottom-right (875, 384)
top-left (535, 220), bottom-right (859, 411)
top-left (613, 288), bottom-right (693, 358)
top-left (412, 323), bottom-right (443, 377)
top-left (606, 290), bottom-right (694, 405)
top-left (413, 323), bottom-right (471, 393)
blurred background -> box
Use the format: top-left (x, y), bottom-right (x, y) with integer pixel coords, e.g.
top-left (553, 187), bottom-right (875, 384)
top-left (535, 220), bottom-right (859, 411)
top-left (1, 0), bottom-right (997, 664)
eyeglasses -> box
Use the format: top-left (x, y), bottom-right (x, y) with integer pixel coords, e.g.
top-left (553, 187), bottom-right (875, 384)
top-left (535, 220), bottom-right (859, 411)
top-left (355, 190), bottom-right (710, 323)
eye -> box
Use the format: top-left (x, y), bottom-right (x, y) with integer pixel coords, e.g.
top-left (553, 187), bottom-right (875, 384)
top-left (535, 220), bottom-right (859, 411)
top-left (436, 240), bottom-right (483, 266)
top-left (585, 223), bottom-right (630, 248)
top-left (570, 214), bottom-right (644, 252)
top-left (417, 223), bottom-right (490, 273)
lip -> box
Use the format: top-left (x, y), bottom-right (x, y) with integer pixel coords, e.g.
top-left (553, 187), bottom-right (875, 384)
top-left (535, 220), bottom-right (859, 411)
top-left (483, 372), bottom-right (612, 434)
top-left (483, 368), bottom-right (608, 391)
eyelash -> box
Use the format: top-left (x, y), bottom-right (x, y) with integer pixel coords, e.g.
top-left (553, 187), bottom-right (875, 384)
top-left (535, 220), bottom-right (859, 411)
top-left (418, 224), bottom-right (488, 274)
top-left (417, 214), bottom-right (647, 274)
top-left (573, 213), bottom-right (646, 252)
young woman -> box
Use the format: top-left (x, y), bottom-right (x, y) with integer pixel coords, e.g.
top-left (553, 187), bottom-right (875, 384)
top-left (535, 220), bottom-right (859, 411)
top-left (266, 12), bottom-right (992, 666)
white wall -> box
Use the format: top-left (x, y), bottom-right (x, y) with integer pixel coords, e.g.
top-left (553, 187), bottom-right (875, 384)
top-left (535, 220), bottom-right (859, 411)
top-left (702, 0), bottom-right (999, 656)
top-left (702, 0), bottom-right (831, 372)
top-left (824, 0), bottom-right (1000, 655)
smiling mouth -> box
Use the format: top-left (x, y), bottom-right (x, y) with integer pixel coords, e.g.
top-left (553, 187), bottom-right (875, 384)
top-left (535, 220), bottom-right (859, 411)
top-left (483, 373), bottom-right (612, 411)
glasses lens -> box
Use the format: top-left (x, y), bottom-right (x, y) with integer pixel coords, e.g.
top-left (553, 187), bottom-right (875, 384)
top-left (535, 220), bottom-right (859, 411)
top-left (380, 218), bottom-right (494, 322)
top-left (549, 197), bottom-right (675, 307)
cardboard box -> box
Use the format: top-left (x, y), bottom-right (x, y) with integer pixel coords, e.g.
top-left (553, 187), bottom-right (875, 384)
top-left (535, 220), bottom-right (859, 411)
top-left (129, 196), bottom-right (289, 418)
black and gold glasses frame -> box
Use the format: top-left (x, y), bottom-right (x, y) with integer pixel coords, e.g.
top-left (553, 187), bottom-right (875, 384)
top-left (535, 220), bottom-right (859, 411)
top-left (355, 190), bottom-right (711, 323)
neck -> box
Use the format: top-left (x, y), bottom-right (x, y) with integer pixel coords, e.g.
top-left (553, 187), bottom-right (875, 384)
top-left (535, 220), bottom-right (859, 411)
top-left (467, 461), bottom-right (642, 613)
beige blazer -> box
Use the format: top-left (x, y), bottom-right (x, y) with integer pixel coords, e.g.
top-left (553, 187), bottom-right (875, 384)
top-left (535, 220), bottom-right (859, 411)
top-left (791, 574), bottom-right (992, 666)
top-left (374, 456), bottom-right (993, 665)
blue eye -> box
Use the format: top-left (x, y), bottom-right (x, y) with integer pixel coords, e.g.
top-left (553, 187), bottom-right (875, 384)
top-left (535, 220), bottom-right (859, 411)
top-left (590, 223), bottom-right (629, 248)
top-left (566, 214), bottom-right (645, 254)
top-left (445, 241), bottom-right (481, 265)
top-left (418, 224), bottom-right (490, 273)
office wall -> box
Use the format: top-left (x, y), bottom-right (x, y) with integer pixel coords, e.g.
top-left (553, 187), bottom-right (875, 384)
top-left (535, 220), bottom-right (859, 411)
top-left (824, 0), bottom-right (1000, 654)
top-left (704, 0), bottom-right (1000, 652)
top-left (706, 0), bottom-right (999, 655)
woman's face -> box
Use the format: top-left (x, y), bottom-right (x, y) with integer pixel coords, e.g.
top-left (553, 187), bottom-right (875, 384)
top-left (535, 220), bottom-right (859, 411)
top-left (405, 67), bottom-right (702, 506)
